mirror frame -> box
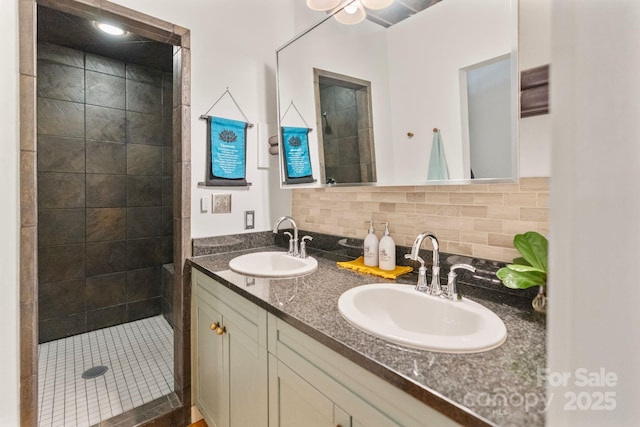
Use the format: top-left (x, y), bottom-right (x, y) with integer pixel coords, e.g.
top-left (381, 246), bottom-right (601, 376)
top-left (275, 0), bottom-right (519, 188)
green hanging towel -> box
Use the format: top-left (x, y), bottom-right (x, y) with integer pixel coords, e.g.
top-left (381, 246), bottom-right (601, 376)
top-left (427, 129), bottom-right (450, 180)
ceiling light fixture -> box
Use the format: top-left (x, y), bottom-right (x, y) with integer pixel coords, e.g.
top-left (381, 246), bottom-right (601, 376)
top-left (344, 1), bottom-right (359, 14)
top-left (312, 0), bottom-right (396, 26)
top-left (360, 0), bottom-right (395, 10)
top-left (334, 1), bottom-right (366, 25)
top-left (306, 0), bottom-right (341, 11)
top-left (96, 22), bottom-right (125, 36)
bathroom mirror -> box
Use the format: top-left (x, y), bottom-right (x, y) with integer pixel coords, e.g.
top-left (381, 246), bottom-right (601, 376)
top-left (276, 0), bottom-right (518, 187)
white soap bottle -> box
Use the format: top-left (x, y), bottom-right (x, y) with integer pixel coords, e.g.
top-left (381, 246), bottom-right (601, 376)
top-left (378, 222), bottom-right (396, 271)
top-left (363, 221), bottom-right (379, 267)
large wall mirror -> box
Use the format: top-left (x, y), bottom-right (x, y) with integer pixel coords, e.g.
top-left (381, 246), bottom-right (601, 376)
top-left (276, 0), bottom-right (518, 187)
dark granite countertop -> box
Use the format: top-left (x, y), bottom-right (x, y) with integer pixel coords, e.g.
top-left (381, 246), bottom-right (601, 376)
top-left (189, 245), bottom-right (546, 427)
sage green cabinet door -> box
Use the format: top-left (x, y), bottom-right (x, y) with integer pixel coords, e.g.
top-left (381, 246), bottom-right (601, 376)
top-left (195, 298), bottom-right (227, 427)
top-left (195, 292), bottom-right (268, 427)
top-left (270, 355), bottom-right (347, 427)
top-left (226, 314), bottom-right (268, 427)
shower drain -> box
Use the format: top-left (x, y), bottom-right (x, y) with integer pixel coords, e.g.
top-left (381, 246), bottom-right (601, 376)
top-left (81, 366), bottom-right (109, 379)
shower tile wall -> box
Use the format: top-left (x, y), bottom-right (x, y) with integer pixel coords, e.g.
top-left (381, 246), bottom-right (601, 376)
top-left (37, 42), bottom-right (173, 343)
top-left (320, 84), bottom-right (374, 184)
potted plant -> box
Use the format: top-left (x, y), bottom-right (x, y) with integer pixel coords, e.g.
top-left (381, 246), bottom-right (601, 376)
top-left (496, 231), bottom-right (548, 313)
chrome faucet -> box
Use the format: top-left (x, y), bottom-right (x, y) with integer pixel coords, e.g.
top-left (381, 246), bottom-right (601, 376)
top-left (408, 231), bottom-right (442, 295)
top-left (273, 216), bottom-right (299, 257)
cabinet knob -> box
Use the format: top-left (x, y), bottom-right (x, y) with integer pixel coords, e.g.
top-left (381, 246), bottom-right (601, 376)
top-left (210, 322), bottom-right (226, 335)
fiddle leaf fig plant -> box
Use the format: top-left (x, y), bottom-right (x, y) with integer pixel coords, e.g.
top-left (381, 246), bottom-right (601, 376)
top-left (496, 231), bottom-right (548, 289)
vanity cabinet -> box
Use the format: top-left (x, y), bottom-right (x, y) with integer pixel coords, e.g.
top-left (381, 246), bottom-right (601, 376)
top-left (193, 269), bottom-right (459, 427)
top-left (193, 270), bottom-right (268, 427)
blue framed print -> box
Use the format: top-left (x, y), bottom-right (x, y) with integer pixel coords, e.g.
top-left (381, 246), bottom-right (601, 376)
top-left (206, 116), bottom-right (248, 186)
top-left (281, 126), bottom-right (315, 184)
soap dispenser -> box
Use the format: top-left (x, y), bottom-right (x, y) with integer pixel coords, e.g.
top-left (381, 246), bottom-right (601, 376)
top-left (363, 221), bottom-right (379, 267)
top-left (378, 222), bottom-right (396, 271)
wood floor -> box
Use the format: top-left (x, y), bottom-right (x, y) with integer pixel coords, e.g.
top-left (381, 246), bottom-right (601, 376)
top-left (188, 420), bottom-right (207, 427)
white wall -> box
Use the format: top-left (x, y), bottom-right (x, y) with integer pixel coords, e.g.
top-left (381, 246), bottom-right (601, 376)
top-left (518, 0), bottom-right (551, 177)
top-left (109, 0), bottom-right (295, 237)
top-left (549, 1), bottom-right (640, 425)
top-left (1, 0), bottom-right (20, 422)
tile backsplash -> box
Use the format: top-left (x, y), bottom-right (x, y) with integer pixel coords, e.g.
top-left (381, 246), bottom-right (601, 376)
top-left (291, 177), bottom-right (549, 263)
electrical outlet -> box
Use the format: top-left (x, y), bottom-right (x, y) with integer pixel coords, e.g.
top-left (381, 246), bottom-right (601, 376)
top-left (213, 194), bottom-right (231, 213)
top-left (244, 210), bottom-right (255, 229)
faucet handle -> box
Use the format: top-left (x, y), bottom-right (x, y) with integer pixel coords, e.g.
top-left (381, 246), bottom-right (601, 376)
top-left (283, 232), bottom-right (294, 255)
top-left (404, 253), bottom-right (424, 267)
top-left (300, 236), bottom-right (312, 258)
top-left (450, 263), bottom-right (475, 274)
top-left (405, 254), bottom-right (428, 292)
top-left (446, 263), bottom-right (476, 301)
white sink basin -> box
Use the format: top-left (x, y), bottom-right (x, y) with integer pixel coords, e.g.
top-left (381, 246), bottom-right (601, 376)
top-left (228, 251), bottom-right (318, 277)
top-left (338, 283), bottom-right (507, 353)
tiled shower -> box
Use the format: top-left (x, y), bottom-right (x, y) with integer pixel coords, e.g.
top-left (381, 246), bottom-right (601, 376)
top-left (36, 40), bottom-right (175, 425)
top-left (37, 41), bottom-right (173, 341)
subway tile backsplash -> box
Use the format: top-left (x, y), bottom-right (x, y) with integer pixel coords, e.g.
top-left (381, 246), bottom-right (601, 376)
top-left (291, 177), bottom-right (549, 263)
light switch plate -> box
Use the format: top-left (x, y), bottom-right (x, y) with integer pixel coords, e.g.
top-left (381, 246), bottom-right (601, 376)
top-left (200, 196), bottom-right (210, 212)
top-left (213, 194), bottom-right (231, 213)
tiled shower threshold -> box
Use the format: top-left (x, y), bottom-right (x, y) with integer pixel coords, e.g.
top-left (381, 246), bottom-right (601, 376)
top-left (38, 315), bottom-right (174, 427)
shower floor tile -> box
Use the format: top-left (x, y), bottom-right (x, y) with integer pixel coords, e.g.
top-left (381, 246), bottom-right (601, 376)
top-left (38, 315), bottom-right (174, 427)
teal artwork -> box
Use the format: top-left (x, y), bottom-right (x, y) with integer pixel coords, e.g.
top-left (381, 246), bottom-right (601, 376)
top-left (211, 116), bottom-right (247, 180)
top-left (282, 126), bottom-right (312, 179)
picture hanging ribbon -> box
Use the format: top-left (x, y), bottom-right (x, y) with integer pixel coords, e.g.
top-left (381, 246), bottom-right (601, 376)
top-left (210, 116), bottom-right (248, 181)
top-left (281, 126), bottom-right (313, 180)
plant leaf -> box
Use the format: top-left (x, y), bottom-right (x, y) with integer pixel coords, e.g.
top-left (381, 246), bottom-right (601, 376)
top-left (513, 232), bottom-right (548, 272)
top-left (506, 264), bottom-right (545, 274)
top-left (496, 267), bottom-right (546, 289)
top-left (512, 257), bottom-right (531, 266)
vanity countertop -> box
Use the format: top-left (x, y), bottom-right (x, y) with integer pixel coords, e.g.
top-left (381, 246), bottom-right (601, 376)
top-left (189, 246), bottom-right (546, 427)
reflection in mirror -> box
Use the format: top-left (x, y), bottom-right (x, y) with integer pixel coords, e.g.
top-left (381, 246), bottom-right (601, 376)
top-left (462, 54), bottom-right (512, 179)
top-left (314, 69), bottom-right (376, 184)
top-left (276, 0), bottom-right (517, 188)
